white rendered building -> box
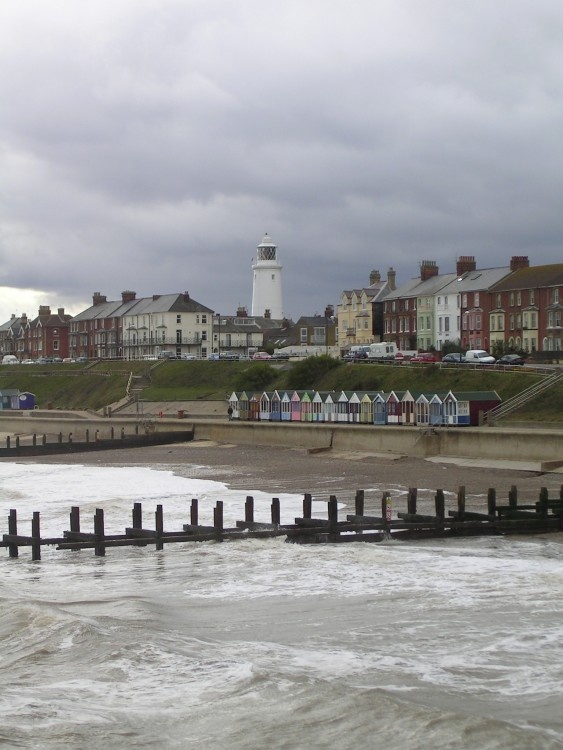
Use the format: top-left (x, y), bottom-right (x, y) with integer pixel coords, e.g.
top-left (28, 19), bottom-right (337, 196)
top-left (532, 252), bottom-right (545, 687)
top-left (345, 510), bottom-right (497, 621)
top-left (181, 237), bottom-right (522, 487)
top-left (251, 233), bottom-right (283, 319)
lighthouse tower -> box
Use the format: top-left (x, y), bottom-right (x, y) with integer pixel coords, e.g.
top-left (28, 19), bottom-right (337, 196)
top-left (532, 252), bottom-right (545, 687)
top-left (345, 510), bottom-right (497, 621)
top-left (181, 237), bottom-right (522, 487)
top-left (251, 233), bottom-right (283, 319)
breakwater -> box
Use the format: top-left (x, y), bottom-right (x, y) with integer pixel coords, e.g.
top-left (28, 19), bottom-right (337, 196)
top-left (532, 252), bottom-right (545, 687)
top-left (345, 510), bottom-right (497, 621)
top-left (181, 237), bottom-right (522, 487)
top-left (3, 484), bottom-right (562, 560)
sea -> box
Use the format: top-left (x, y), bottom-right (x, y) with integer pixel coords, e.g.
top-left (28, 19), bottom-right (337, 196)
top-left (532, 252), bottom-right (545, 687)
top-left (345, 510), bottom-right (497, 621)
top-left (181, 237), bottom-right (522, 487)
top-left (1, 461), bottom-right (563, 749)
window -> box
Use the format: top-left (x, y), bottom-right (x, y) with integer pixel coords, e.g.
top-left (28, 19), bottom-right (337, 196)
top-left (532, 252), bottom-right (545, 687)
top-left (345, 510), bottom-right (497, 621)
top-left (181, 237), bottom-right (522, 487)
top-left (531, 312), bottom-right (537, 328)
top-left (510, 292), bottom-right (514, 306)
top-left (510, 315), bottom-right (514, 330)
top-left (201, 331), bottom-right (207, 341)
top-left (444, 296), bottom-right (448, 306)
top-left (177, 315), bottom-right (181, 324)
top-left (426, 316), bottom-right (431, 330)
top-left (437, 297), bottom-right (441, 305)
top-left (300, 327), bottom-right (307, 343)
top-left (444, 317), bottom-right (450, 333)
top-left (202, 315), bottom-right (207, 324)
top-left (462, 293), bottom-right (467, 307)
top-left (555, 289), bottom-right (560, 304)
top-left (176, 330), bottom-right (182, 343)
top-left (474, 292), bottom-right (480, 307)
top-left (517, 292), bottom-right (521, 306)
top-left (530, 290), bottom-right (535, 305)
top-left (496, 293), bottom-right (501, 308)
top-left (476, 315), bottom-right (481, 330)
top-left (517, 314), bottom-right (521, 329)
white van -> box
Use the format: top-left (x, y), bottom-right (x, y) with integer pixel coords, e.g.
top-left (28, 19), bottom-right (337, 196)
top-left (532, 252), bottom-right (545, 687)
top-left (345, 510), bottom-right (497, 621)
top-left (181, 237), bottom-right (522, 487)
top-left (465, 349), bottom-right (495, 365)
top-left (2, 355), bottom-right (18, 365)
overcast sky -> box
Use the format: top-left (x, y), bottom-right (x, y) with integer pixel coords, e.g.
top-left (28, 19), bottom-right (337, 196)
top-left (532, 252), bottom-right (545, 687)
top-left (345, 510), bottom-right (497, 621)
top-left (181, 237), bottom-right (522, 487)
top-left (1, 0), bottom-right (562, 324)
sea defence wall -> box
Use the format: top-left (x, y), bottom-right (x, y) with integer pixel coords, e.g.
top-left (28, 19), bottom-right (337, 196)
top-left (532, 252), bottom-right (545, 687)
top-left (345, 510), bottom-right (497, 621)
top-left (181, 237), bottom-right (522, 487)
top-left (0, 411), bottom-right (561, 464)
top-left (193, 420), bottom-right (563, 464)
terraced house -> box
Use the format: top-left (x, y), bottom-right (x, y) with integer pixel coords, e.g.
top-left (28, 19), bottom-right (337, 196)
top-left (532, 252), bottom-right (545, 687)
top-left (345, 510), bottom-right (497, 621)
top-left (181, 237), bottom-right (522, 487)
top-left (69, 290), bottom-right (213, 360)
top-left (337, 268), bottom-right (396, 348)
top-left (489, 262), bottom-right (563, 355)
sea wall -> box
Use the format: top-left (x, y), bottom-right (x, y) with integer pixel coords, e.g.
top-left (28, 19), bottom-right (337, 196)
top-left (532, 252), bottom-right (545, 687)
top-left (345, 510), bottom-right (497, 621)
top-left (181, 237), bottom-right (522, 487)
top-left (0, 411), bottom-right (561, 463)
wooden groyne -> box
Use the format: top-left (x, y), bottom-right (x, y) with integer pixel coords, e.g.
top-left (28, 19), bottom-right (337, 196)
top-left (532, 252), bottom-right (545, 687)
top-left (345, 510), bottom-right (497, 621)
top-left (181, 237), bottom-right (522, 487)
top-left (0, 427), bottom-right (194, 457)
top-left (2, 485), bottom-right (563, 560)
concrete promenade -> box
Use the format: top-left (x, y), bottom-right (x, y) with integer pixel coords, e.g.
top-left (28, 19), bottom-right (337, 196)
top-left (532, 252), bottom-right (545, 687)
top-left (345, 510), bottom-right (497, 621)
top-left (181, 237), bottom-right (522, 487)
top-left (0, 404), bottom-right (562, 471)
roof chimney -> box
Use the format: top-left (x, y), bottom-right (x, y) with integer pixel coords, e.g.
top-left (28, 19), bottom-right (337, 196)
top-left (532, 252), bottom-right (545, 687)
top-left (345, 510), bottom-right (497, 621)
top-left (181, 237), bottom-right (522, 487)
top-left (92, 292), bottom-right (107, 306)
top-left (420, 260), bottom-right (439, 281)
top-left (122, 290), bottom-right (136, 303)
top-left (57, 308), bottom-right (65, 317)
top-left (38, 305), bottom-right (51, 316)
top-left (387, 267), bottom-right (396, 290)
top-left (324, 304), bottom-right (334, 318)
top-left (236, 306), bottom-right (248, 317)
top-left (369, 269), bottom-right (381, 285)
top-left (456, 256), bottom-right (476, 276)
top-left (510, 255), bottom-right (530, 272)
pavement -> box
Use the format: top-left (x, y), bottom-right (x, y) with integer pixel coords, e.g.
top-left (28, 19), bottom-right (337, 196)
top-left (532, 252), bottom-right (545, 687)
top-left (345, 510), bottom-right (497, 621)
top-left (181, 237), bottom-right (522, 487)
top-left (426, 456), bottom-right (563, 474)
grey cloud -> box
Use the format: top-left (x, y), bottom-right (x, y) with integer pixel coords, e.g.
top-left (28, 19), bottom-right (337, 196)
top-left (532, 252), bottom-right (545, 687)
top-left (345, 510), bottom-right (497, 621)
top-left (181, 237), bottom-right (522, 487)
top-left (1, 1), bottom-right (563, 322)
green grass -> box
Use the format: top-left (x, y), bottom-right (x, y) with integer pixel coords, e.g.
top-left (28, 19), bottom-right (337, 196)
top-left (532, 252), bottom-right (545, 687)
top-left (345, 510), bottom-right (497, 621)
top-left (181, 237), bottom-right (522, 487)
top-left (0, 359), bottom-right (561, 421)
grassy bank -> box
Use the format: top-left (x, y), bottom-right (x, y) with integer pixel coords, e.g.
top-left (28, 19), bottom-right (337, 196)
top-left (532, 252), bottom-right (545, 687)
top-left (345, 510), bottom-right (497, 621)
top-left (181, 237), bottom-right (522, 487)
top-left (0, 357), bottom-right (561, 421)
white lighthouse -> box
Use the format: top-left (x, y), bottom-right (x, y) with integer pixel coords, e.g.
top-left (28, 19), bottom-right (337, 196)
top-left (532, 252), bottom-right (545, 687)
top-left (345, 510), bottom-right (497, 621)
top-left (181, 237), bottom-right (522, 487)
top-left (251, 232), bottom-right (283, 319)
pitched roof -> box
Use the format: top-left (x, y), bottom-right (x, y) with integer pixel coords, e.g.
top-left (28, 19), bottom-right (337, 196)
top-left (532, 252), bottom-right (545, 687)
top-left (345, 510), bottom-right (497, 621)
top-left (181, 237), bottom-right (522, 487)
top-left (489, 263), bottom-right (563, 291)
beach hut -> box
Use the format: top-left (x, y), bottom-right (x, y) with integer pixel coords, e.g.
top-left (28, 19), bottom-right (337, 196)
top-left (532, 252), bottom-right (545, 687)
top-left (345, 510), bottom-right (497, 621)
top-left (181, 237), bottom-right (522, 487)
top-left (259, 392), bottom-right (272, 421)
top-left (300, 391), bottom-right (314, 422)
top-left (237, 391), bottom-right (249, 421)
top-left (400, 390), bottom-right (416, 425)
top-left (290, 391), bottom-right (302, 421)
top-left (280, 391), bottom-right (292, 421)
top-left (372, 392), bottom-right (387, 424)
top-left (452, 390), bottom-right (500, 426)
top-left (323, 392), bottom-right (337, 422)
top-left (228, 392), bottom-right (239, 420)
top-left (415, 394), bottom-right (430, 426)
top-left (429, 394), bottom-right (443, 426)
top-left (0, 389), bottom-right (19, 410)
top-left (385, 391), bottom-right (403, 425)
top-left (360, 392), bottom-right (374, 424)
top-left (312, 391), bottom-right (324, 422)
top-left (348, 392), bottom-right (361, 423)
top-left (249, 393), bottom-right (260, 420)
top-left (18, 392), bottom-right (36, 410)
top-left (270, 390), bottom-right (282, 421)
top-left (336, 391), bottom-right (350, 422)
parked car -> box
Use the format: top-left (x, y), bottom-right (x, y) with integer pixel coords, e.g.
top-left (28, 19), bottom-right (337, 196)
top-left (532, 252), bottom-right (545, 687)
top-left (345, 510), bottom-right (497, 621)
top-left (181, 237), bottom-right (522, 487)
top-left (496, 354), bottom-right (525, 367)
top-left (271, 351), bottom-right (290, 360)
top-left (411, 352), bottom-right (438, 363)
top-left (180, 353), bottom-right (197, 361)
top-left (442, 353), bottom-right (466, 364)
top-left (207, 353), bottom-right (220, 361)
top-left (62, 358), bottom-right (76, 363)
top-left (2, 355), bottom-right (19, 364)
top-left (465, 349), bottom-right (496, 365)
top-left (252, 351), bottom-right (272, 360)
top-left (219, 351), bottom-right (239, 360)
